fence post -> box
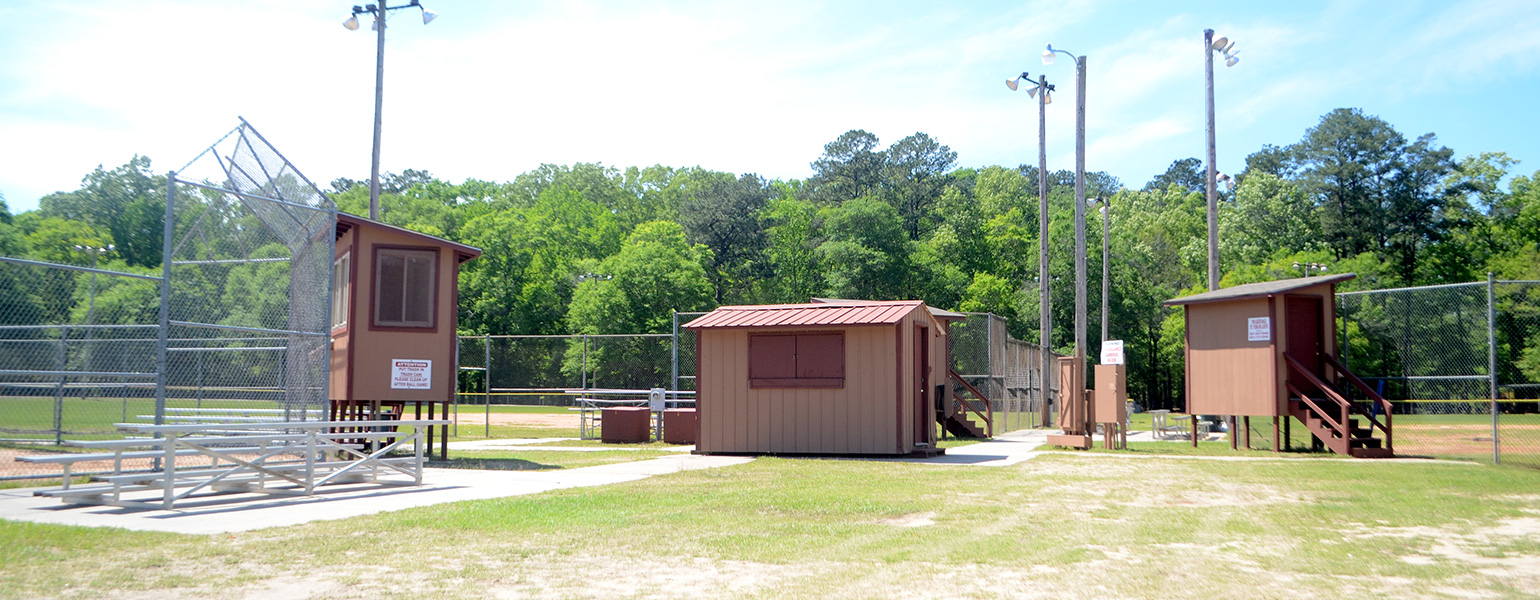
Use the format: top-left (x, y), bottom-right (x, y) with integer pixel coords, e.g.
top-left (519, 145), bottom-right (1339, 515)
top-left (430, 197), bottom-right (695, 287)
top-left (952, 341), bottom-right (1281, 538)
top-left (52, 326), bottom-right (67, 445)
top-left (484, 334), bottom-right (491, 438)
top-left (671, 310), bottom-right (679, 403)
top-left (581, 335), bottom-right (589, 390)
top-left (156, 172), bottom-right (176, 430)
top-left (1488, 272), bottom-right (1499, 465)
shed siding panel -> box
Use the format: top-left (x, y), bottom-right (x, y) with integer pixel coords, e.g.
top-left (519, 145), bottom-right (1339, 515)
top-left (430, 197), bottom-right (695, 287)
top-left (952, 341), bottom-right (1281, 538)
top-left (1186, 297), bottom-right (1276, 416)
top-left (693, 310), bottom-right (919, 455)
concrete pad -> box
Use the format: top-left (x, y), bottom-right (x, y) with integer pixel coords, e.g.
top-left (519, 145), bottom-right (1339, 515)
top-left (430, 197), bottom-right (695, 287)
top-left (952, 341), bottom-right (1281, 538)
top-left (0, 454), bottom-right (752, 535)
top-left (900, 429), bottom-right (1053, 466)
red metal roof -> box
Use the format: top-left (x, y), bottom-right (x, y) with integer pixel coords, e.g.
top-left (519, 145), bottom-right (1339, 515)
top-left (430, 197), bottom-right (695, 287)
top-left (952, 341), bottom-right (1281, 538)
top-left (684, 300), bottom-right (925, 329)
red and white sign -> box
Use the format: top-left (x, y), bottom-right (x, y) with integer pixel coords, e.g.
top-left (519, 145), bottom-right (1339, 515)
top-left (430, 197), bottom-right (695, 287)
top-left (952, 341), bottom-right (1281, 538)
top-left (390, 359), bottom-right (432, 389)
top-left (1100, 339), bottom-right (1124, 365)
top-left (1247, 317), bottom-right (1271, 342)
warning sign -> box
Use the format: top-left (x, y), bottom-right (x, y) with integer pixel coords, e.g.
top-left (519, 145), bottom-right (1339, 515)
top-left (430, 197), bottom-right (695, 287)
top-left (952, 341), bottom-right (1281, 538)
top-left (390, 359), bottom-right (432, 389)
top-left (1247, 317), bottom-right (1271, 342)
top-left (1100, 339), bottom-right (1124, 365)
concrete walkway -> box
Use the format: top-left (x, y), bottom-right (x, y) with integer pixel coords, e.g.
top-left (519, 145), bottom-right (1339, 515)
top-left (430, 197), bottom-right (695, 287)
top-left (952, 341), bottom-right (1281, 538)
top-left (0, 453), bottom-right (751, 535)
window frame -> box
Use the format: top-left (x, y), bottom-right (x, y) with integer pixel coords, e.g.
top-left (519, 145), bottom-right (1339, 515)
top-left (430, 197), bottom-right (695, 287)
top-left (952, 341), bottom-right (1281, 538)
top-left (369, 245), bottom-right (440, 332)
top-left (748, 331), bottom-right (845, 389)
top-left (331, 252), bottom-right (351, 332)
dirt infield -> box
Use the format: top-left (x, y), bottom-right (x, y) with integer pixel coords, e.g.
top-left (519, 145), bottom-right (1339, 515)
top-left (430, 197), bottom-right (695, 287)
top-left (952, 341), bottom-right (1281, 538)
top-left (3, 449), bottom-right (240, 478)
top-left (452, 411), bottom-right (580, 428)
top-left (1395, 423), bottom-right (1540, 458)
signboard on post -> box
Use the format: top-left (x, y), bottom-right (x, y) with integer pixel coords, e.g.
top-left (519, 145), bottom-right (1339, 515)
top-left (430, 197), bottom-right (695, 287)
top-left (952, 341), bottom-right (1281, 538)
top-left (390, 359), bottom-right (432, 389)
top-left (1099, 339), bottom-right (1125, 365)
top-left (1247, 317), bottom-right (1271, 342)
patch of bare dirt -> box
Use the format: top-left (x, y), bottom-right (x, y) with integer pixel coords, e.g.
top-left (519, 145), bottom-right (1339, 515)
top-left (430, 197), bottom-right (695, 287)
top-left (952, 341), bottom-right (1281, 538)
top-left (454, 411), bottom-right (580, 428)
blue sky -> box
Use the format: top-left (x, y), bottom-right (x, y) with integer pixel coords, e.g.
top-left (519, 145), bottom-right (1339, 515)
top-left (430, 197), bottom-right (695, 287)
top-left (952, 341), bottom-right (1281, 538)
top-left (2, 0), bottom-right (1538, 213)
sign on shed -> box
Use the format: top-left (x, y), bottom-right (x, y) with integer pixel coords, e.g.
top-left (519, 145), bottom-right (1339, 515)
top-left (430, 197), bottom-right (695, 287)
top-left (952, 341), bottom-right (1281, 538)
top-left (390, 359), bottom-right (432, 389)
top-left (1247, 317), bottom-right (1271, 342)
top-left (1099, 339), bottom-right (1124, 365)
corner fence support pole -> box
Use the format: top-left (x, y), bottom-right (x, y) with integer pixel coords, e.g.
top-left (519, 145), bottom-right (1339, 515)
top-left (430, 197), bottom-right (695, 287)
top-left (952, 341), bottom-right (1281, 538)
top-left (672, 310), bottom-right (680, 404)
top-left (1488, 272), bottom-right (1499, 465)
top-left (156, 173), bottom-right (176, 454)
top-left (484, 334), bottom-right (491, 438)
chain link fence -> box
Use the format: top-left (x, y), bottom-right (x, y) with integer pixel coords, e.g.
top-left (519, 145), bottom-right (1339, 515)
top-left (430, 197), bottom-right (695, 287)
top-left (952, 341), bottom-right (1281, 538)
top-left (454, 310), bottom-right (1060, 437)
top-left (948, 313), bottom-right (1060, 434)
top-left (457, 334), bottom-right (677, 404)
top-left (1338, 278), bottom-right (1540, 467)
top-left (1, 120), bottom-right (335, 482)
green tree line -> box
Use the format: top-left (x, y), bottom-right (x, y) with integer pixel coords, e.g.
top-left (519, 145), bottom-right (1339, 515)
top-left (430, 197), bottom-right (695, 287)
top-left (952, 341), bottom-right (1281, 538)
top-left (4, 108), bottom-right (1539, 407)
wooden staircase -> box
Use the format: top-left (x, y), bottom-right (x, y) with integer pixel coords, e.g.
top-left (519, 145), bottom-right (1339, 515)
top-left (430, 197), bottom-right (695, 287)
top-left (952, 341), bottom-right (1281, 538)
top-left (1284, 353), bottom-right (1394, 458)
top-left (939, 368), bottom-right (993, 439)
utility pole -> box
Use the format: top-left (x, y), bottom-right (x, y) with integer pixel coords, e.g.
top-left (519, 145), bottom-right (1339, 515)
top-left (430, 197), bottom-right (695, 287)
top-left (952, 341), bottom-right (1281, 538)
top-left (1037, 74), bottom-right (1052, 428)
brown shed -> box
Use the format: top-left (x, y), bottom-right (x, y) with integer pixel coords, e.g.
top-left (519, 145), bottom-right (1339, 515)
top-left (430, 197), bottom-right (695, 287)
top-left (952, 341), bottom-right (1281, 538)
top-left (1164, 273), bottom-right (1394, 457)
top-left (683, 300), bottom-right (953, 455)
top-left (329, 214), bottom-right (480, 455)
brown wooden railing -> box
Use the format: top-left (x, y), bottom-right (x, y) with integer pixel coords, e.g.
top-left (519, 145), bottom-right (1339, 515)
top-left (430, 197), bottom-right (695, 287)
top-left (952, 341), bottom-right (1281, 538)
top-left (1284, 354), bottom-right (1392, 452)
top-left (1321, 353), bottom-right (1394, 453)
top-left (949, 367), bottom-right (994, 437)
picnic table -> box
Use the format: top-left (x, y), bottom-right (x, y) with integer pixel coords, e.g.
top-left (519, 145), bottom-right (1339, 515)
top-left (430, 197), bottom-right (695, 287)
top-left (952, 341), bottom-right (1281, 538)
top-left (18, 419), bottom-right (447, 510)
top-left (1151, 410), bottom-right (1211, 440)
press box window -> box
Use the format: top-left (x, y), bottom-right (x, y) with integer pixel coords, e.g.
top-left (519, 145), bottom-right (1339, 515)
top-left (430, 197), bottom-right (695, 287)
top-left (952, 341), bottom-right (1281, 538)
top-left (748, 332), bottom-right (844, 388)
top-left (331, 254), bottom-right (350, 329)
top-left (374, 248), bottom-right (436, 328)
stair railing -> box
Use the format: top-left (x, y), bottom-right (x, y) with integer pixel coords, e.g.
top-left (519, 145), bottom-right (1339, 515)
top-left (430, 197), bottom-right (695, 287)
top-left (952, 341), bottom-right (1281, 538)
top-left (1284, 355), bottom-right (1352, 442)
top-left (1320, 353), bottom-right (1393, 453)
top-left (949, 368), bottom-right (994, 437)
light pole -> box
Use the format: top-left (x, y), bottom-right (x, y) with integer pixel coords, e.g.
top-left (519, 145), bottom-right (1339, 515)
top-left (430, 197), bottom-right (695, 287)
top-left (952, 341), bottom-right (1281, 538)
top-left (1006, 71), bottom-right (1055, 427)
top-left (344, 1), bottom-right (438, 221)
top-left (1204, 29), bottom-right (1239, 292)
top-left (1044, 43), bottom-right (1088, 410)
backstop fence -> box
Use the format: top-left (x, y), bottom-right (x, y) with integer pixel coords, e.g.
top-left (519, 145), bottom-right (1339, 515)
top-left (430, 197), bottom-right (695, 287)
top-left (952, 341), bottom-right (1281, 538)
top-left (0, 120), bottom-right (336, 481)
top-left (1337, 277), bottom-right (1540, 467)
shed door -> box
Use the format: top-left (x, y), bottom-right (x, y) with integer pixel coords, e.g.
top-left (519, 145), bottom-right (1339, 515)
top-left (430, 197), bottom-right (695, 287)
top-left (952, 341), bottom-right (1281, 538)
top-left (914, 324), bottom-right (931, 446)
top-left (1285, 295), bottom-right (1323, 391)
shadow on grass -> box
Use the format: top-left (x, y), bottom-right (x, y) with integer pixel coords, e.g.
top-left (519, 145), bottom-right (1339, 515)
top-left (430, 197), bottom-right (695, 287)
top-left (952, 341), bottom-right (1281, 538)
top-left (426, 457), bottom-right (561, 471)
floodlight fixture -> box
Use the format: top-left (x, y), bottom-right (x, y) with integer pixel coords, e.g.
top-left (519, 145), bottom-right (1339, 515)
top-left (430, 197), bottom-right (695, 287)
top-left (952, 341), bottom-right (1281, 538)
top-left (344, 1), bottom-right (440, 220)
top-left (1041, 44), bottom-right (1056, 65)
top-left (1005, 72), bottom-right (1028, 91)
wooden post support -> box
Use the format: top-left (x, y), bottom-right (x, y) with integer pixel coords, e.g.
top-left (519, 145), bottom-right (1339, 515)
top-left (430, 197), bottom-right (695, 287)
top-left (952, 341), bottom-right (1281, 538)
top-left (1192, 416), bottom-right (1198, 448)
top-left (1244, 416), bottom-right (1251, 449)
top-left (1272, 416), bottom-right (1280, 452)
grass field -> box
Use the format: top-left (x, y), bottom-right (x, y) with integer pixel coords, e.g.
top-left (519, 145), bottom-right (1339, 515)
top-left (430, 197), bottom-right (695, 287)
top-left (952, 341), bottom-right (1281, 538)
top-left (3, 451), bottom-right (1539, 599)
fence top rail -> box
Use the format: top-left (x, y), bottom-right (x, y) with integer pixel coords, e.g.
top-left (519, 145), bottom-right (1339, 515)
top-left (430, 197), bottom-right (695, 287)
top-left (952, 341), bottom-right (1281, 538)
top-left (1337, 280), bottom-right (1485, 296)
top-left (0, 255), bottom-right (164, 281)
top-left (0, 369), bottom-right (159, 378)
top-left (169, 320), bottom-right (328, 338)
top-left (117, 419), bottom-right (450, 434)
top-left (563, 388), bottom-right (696, 396)
top-left (0, 324), bottom-right (159, 331)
